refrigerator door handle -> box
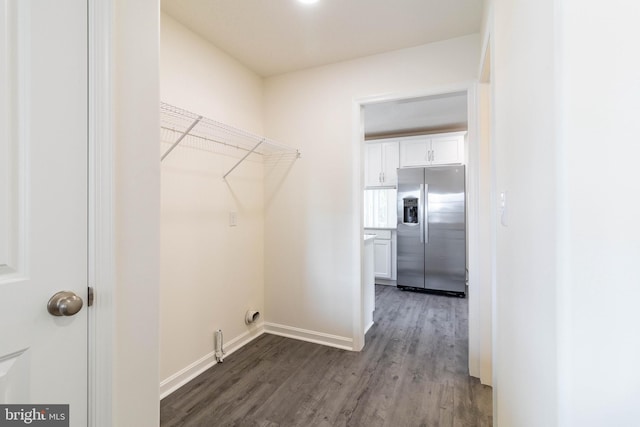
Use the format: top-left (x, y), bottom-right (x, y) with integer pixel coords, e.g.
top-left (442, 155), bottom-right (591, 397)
top-left (419, 184), bottom-right (425, 243)
top-left (424, 184), bottom-right (429, 243)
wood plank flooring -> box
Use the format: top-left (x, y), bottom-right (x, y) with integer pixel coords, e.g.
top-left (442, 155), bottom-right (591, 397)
top-left (161, 285), bottom-right (492, 426)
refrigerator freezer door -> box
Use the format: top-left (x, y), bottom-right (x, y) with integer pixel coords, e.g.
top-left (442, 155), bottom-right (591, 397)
top-left (397, 168), bottom-right (425, 288)
top-left (424, 166), bottom-right (466, 294)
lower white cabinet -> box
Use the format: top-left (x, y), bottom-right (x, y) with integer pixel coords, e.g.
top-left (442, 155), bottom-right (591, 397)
top-left (363, 237), bottom-right (375, 331)
top-left (365, 229), bottom-right (395, 281)
top-left (373, 239), bottom-right (392, 279)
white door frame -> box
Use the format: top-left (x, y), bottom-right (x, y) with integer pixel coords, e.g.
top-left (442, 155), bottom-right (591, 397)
top-left (87, 0), bottom-right (115, 425)
top-left (351, 101), bottom-right (365, 351)
top-left (352, 82), bottom-right (485, 375)
top-left (477, 8), bottom-right (498, 395)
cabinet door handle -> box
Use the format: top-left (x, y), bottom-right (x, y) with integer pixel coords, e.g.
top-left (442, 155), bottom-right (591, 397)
top-left (381, 172), bottom-right (385, 183)
top-left (379, 172), bottom-right (382, 183)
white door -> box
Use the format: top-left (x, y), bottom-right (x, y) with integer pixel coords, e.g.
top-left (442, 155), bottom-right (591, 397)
top-left (1, 0), bottom-right (88, 425)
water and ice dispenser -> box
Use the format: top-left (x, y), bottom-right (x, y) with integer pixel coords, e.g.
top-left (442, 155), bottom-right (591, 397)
top-left (403, 197), bottom-right (419, 224)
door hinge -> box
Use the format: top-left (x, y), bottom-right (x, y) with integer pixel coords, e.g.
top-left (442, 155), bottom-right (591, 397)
top-left (88, 286), bottom-right (95, 307)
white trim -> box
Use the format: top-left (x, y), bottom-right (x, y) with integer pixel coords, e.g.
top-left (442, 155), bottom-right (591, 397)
top-left (488, 24), bottom-right (499, 416)
top-left (467, 84), bottom-right (481, 380)
top-left (351, 84), bottom-right (474, 354)
top-left (365, 321), bottom-right (374, 333)
top-left (0, 0), bottom-right (12, 272)
top-left (555, 0), bottom-right (570, 424)
top-left (160, 325), bottom-right (266, 399)
top-left (160, 321), bottom-right (355, 400)
top-left (478, 4), bottom-right (499, 395)
top-left (351, 100), bottom-right (365, 352)
top-left (352, 81), bottom-right (480, 368)
top-left (375, 278), bottom-right (396, 286)
top-left (478, 24), bottom-right (492, 83)
top-left (87, 0), bottom-right (114, 426)
top-left (356, 83), bottom-right (472, 107)
top-left (0, 0), bottom-right (27, 284)
top-left (264, 322), bottom-right (354, 351)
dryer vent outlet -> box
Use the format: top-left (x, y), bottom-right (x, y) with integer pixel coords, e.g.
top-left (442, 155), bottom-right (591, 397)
top-left (245, 310), bottom-right (260, 325)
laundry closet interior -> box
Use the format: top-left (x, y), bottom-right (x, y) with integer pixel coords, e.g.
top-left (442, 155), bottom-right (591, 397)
top-left (158, 2), bottom-right (486, 398)
top-left (159, 13), bottom-right (301, 396)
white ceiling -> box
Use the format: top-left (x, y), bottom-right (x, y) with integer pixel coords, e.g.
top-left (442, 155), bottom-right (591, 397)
top-left (161, 0), bottom-right (484, 77)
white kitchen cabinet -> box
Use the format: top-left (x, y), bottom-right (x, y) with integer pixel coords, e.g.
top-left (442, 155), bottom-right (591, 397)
top-left (364, 141), bottom-right (399, 187)
top-left (399, 132), bottom-right (465, 168)
top-left (399, 136), bottom-right (430, 167)
top-left (363, 236), bottom-right (375, 332)
top-left (373, 239), bottom-right (392, 279)
top-left (365, 229), bottom-right (394, 280)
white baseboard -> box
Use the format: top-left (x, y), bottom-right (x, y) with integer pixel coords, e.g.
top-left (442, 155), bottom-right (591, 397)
top-left (365, 320), bottom-right (374, 333)
top-left (375, 278), bottom-right (396, 286)
top-left (159, 323), bottom-right (265, 399)
top-left (263, 322), bottom-right (353, 351)
top-left (160, 321), bottom-right (355, 400)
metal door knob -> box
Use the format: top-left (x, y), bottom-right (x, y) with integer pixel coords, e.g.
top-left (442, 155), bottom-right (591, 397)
top-left (47, 291), bottom-right (83, 316)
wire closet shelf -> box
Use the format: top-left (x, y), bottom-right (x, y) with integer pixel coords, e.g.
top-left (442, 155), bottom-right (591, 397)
top-left (160, 102), bottom-right (301, 179)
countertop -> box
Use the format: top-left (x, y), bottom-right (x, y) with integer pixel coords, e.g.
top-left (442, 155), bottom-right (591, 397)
top-left (364, 234), bottom-right (376, 242)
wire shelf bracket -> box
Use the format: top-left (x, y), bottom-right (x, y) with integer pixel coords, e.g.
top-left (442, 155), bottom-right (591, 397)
top-left (222, 139), bottom-right (264, 179)
top-left (160, 102), bottom-right (301, 178)
top-left (161, 116), bottom-right (202, 161)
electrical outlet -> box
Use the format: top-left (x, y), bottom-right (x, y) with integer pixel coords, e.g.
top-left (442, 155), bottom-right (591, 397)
top-left (229, 211), bottom-right (237, 227)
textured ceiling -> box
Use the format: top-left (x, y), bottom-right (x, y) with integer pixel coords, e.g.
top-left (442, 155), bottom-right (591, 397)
top-left (161, 0), bottom-right (484, 77)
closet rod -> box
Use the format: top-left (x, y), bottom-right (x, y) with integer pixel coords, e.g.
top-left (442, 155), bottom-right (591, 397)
top-left (223, 139), bottom-right (264, 179)
top-left (161, 116), bottom-right (202, 161)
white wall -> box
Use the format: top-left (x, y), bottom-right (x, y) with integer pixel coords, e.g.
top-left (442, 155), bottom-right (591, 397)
top-left (160, 13), bottom-right (263, 132)
top-left (159, 13), bottom-right (265, 388)
top-left (263, 35), bottom-right (481, 345)
top-left (492, 0), bottom-right (559, 425)
top-left (113, 0), bottom-right (160, 425)
top-left (558, 1), bottom-right (640, 425)
top-left (490, 0), bottom-right (640, 425)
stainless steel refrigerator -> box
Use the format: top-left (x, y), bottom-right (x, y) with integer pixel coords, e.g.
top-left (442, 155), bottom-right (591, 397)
top-left (397, 165), bottom-right (466, 297)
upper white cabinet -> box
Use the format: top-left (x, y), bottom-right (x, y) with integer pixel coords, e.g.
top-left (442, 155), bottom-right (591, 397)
top-left (399, 132), bottom-right (465, 168)
top-left (399, 136), bottom-right (431, 167)
top-left (364, 141), bottom-right (399, 188)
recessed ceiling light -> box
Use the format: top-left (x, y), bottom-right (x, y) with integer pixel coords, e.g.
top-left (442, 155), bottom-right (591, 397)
top-left (298, 0), bottom-right (319, 4)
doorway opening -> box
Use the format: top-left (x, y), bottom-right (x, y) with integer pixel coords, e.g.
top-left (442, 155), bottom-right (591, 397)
top-left (354, 85), bottom-right (491, 384)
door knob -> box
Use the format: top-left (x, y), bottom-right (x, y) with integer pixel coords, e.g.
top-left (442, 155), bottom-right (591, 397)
top-left (47, 291), bottom-right (83, 316)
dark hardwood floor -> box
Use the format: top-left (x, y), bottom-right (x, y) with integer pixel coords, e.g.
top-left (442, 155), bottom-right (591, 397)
top-left (161, 285), bottom-right (493, 426)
